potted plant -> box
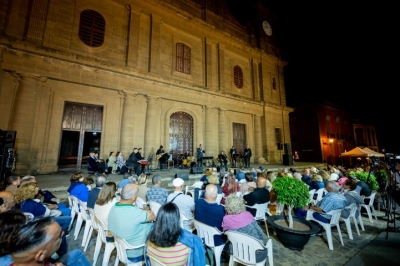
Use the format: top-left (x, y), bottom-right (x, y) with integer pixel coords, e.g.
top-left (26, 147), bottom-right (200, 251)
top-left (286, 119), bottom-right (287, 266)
top-left (267, 176), bottom-right (319, 251)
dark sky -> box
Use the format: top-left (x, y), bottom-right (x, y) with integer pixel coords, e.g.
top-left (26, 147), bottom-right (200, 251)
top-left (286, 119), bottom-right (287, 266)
top-left (269, 2), bottom-right (398, 153)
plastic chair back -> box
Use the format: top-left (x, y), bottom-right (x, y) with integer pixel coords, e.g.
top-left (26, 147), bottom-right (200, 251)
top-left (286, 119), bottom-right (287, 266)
top-left (136, 197), bottom-right (147, 209)
top-left (225, 231), bottom-right (273, 266)
top-left (147, 254), bottom-right (167, 266)
top-left (193, 220), bottom-right (225, 266)
top-left (180, 212), bottom-right (191, 231)
top-left (246, 203), bottom-right (269, 237)
top-left (148, 201), bottom-right (162, 217)
top-left (216, 193), bottom-right (224, 205)
top-left (114, 235), bottom-right (145, 266)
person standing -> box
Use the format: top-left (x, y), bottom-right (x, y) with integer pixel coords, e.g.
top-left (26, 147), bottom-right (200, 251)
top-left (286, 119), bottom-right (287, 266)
top-left (243, 144), bottom-right (252, 168)
top-left (229, 146), bottom-right (237, 167)
top-left (156, 145), bottom-right (166, 170)
top-left (197, 144), bottom-right (205, 167)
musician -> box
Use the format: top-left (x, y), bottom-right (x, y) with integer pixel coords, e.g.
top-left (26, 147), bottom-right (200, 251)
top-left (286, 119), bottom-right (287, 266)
top-left (127, 148), bottom-right (140, 175)
top-left (197, 144), bottom-right (205, 166)
top-left (243, 144), bottom-right (252, 168)
top-left (184, 150), bottom-right (191, 157)
top-left (230, 146), bottom-right (237, 167)
top-left (218, 151), bottom-right (228, 171)
top-left (88, 151), bottom-right (107, 173)
top-left (136, 148), bottom-right (146, 174)
top-left (156, 145), bottom-right (167, 170)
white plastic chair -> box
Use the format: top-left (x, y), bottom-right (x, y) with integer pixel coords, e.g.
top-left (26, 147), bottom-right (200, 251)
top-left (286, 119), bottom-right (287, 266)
top-left (340, 203), bottom-right (362, 240)
top-left (113, 235), bottom-right (145, 266)
top-left (70, 196), bottom-right (84, 240)
top-left (246, 202), bottom-right (270, 237)
top-left (148, 201), bottom-right (162, 217)
top-left (93, 214), bottom-right (116, 266)
top-left (216, 193), bottom-right (224, 205)
top-left (135, 196), bottom-right (147, 209)
top-left (185, 181), bottom-right (204, 196)
top-left (313, 188), bottom-right (325, 205)
top-left (306, 208), bottom-right (344, 250)
top-left (147, 254), bottom-right (167, 266)
top-left (83, 207), bottom-right (98, 251)
top-left (193, 220), bottom-right (225, 266)
top-left (308, 189), bottom-right (316, 204)
top-left (67, 193), bottom-right (77, 231)
top-left (180, 211), bottom-right (192, 231)
top-left (225, 230), bottom-right (273, 266)
top-left (360, 191), bottom-right (377, 222)
top-left (76, 199), bottom-right (92, 248)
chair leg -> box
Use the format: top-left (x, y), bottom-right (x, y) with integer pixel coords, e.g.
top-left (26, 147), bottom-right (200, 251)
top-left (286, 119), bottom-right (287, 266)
top-left (102, 242), bottom-right (116, 266)
top-left (213, 245), bottom-right (224, 266)
top-left (358, 214), bottom-right (365, 231)
top-left (371, 205), bottom-right (378, 220)
top-left (325, 226), bottom-right (334, 250)
top-left (264, 218), bottom-right (270, 237)
top-left (336, 224), bottom-right (344, 246)
top-left (365, 206), bottom-right (373, 223)
top-left (81, 221), bottom-right (92, 247)
top-left (93, 234), bottom-right (102, 266)
top-left (228, 255), bottom-right (234, 266)
top-left (352, 216), bottom-right (360, 236)
top-left (114, 258), bottom-right (119, 266)
top-left (83, 225), bottom-right (93, 251)
top-left (267, 239), bottom-right (273, 266)
top-left (344, 219), bottom-right (353, 240)
top-left (74, 216), bottom-right (83, 240)
top-left (68, 211), bottom-right (76, 232)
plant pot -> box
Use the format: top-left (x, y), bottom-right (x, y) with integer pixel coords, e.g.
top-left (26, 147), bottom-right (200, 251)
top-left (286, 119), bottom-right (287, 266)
top-left (268, 215), bottom-right (319, 251)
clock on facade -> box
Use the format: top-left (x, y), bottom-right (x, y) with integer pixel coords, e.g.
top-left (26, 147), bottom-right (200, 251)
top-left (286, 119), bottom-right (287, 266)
top-left (262, 21), bottom-right (272, 36)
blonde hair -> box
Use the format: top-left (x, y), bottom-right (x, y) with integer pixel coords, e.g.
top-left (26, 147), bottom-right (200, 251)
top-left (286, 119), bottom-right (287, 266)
top-left (95, 182), bottom-right (116, 206)
top-left (225, 194), bottom-right (245, 215)
top-left (15, 183), bottom-right (37, 204)
top-left (207, 174), bottom-right (219, 185)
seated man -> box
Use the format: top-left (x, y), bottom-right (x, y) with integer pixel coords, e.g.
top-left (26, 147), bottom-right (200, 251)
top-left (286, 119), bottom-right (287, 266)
top-left (243, 176), bottom-right (270, 216)
top-left (218, 151), bottom-right (228, 172)
top-left (194, 184), bottom-right (226, 247)
top-left (167, 178), bottom-right (194, 231)
top-left (236, 167), bottom-right (246, 182)
top-left (295, 181), bottom-right (347, 233)
top-left (87, 174), bottom-right (108, 209)
top-left (108, 183), bottom-right (155, 265)
top-left (146, 174), bottom-right (168, 205)
top-left (127, 148), bottom-right (141, 176)
top-left (9, 216), bottom-right (90, 266)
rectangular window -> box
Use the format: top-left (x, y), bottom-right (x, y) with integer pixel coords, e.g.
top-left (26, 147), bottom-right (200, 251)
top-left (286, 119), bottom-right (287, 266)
top-left (176, 43), bottom-right (191, 74)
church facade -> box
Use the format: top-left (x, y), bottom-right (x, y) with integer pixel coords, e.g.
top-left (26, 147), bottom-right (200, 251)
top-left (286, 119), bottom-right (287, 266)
top-left (0, 0), bottom-right (292, 174)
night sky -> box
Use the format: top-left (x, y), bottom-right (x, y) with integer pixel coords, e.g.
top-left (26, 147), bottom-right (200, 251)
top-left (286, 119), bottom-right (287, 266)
top-left (268, 1), bottom-right (398, 154)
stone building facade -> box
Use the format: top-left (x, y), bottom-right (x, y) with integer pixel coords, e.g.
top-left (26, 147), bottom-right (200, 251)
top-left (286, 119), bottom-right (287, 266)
top-left (0, 0), bottom-right (292, 174)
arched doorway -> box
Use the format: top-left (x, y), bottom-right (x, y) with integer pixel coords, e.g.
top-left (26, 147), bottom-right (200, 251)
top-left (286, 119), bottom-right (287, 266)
top-left (59, 102), bottom-right (103, 169)
top-left (169, 112), bottom-right (193, 162)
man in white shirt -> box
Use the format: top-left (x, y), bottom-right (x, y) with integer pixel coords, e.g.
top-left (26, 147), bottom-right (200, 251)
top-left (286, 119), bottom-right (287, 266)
top-left (167, 178), bottom-right (194, 231)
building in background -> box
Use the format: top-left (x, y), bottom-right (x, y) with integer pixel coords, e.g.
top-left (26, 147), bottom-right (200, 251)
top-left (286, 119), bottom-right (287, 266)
top-left (353, 120), bottom-right (379, 152)
top-left (289, 102), bottom-right (356, 165)
top-left (0, 0), bottom-right (291, 174)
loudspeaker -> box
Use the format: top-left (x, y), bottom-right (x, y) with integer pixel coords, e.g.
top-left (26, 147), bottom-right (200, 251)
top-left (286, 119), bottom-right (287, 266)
top-left (277, 143), bottom-right (283, 150)
top-left (282, 154), bottom-right (293, 166)
top-left (174, 173), bottom-right (189, 180)
top-left (284, 143), bottom-right (291, 155)
top-left (4, 131), bottom-right (16, 148)
top-left (192, 166), bottom-right (203, 174)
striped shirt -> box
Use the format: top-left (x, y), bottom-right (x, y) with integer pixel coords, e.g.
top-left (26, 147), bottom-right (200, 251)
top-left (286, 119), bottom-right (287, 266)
top-left (147, 241), bottom-right (189, 265)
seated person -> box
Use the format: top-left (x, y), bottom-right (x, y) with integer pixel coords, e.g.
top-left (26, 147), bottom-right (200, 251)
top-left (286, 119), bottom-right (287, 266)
top-left (70, 176), bottom-right (94, 202)
top-left (295, 181), bottom-right (347, 233)
top-left (146, 202), bottom-right (206, 266)
top-left (87, 174), bottom-right (108, 209)
top-left (9, 216), bottom-right (90, 266)
top-left (243, 176), bottom-right (270, 216)
top-left (221, 173), bottom-right (240, 205)
top-left (302, 173), bottom-right (325, 191)
top-left (240, 173), bottom-right (257, 195)
top-left (222, 194), bottom-right (268, 263)
top-left (194, 184), bottom-right (226, 247)
top-left (218, 151), bottom-right (228, 171)
top-left (341, 179), bottom-right (364, 219)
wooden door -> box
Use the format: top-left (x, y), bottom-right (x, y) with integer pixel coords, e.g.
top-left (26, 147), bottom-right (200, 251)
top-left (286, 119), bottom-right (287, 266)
top-left (233, 123), bottom-right (246, 156)
top-left (59, 102), bottom-right (103, 168)
top-left (169, 112), bottom-right (193, 160)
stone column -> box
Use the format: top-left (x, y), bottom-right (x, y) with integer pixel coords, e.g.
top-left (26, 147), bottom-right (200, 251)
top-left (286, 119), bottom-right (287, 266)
top-left (120, 92), bottom-right (136, 155)
top-left (144, 96), bottom-right (159, 156)
top-left (254, 114), bottom-right (262, 163)
top-left (218, 108), bottom-right (228, 152)
top-left (0, 71), bottom-right (21, 129)
top-left (204, 106), bottom-right (213, 156)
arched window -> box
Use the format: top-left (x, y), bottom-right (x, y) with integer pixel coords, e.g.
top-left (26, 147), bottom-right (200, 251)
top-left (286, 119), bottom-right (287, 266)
top-left (176, 43), bottom-right (191, 74)
top-left (233, 65), bottom-right (243, 88)
top-left (78, 10), bottom-right (105, 47)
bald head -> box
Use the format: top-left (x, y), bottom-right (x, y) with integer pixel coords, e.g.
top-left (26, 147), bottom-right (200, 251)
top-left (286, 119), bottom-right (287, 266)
top-left (120, 184), bottom-right (138, 200)
top-left (204, 184), bottom-right (218, 202)
top-left (256, 177), bottom-right (267, 188)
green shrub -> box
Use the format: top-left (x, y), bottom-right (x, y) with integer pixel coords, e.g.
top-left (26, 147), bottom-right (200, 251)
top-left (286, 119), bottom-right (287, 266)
top-left (348, 171), bottom-right (379, 191)
top-left (272, 176), bottom-right (310, 208)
